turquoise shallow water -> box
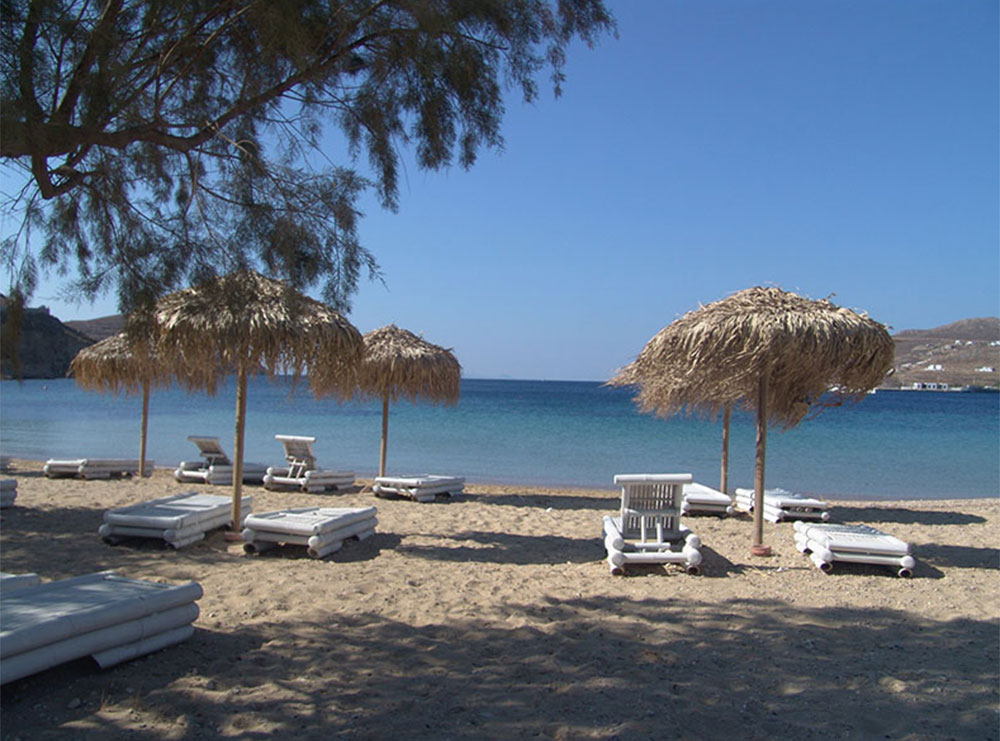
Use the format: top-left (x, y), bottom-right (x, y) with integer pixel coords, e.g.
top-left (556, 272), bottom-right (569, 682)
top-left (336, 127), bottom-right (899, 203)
top-left (0, 377), bottom-right (996, 499)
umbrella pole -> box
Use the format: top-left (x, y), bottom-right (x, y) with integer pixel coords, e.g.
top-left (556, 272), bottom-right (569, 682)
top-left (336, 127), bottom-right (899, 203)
top-left (139, 381), bottom-right (150, 477)
top-left (231, 363), bottom-right (248, 533)
top-left (752, 376), bottom-right (771, 556)
top-left (379, 392), bottom-right (389, 478)
top-left (720, 403), bottom-right (731, 495)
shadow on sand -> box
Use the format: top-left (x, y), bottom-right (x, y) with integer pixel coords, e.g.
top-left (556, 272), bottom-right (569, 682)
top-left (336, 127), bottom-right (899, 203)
top-left (2, 596), bottom-right (995, 739)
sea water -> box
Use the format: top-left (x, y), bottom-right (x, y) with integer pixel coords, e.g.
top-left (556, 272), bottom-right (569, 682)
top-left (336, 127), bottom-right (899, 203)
top-left (0, 377), bottom-right (996, 500)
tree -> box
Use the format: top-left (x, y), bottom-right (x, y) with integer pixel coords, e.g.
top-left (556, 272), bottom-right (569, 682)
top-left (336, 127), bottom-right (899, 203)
top-left (1, 0), bottom-right (614, 312)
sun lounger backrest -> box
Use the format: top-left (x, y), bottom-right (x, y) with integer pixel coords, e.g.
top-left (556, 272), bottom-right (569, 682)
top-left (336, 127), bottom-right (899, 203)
top-left (188, 436), bottom-right (230, 466)
top-left (615, 474), bottom-right (692, 542)
top-left (275, 435), bottom-right (318, 478)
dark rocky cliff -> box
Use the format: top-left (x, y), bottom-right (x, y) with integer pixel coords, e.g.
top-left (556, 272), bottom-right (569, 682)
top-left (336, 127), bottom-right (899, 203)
top-left (0, 296), bottom-right (94, 379)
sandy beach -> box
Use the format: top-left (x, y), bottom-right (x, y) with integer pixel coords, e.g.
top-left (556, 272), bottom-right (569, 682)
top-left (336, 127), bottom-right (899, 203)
top-left (0, 461), bottom-right (997, 740)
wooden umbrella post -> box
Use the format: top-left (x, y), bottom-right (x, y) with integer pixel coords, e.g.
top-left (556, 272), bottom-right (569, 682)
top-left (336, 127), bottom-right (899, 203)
top-left (379, 391), bottom-right (389, 478)
top-left (751, 376), bottom-right (772, 556)
top-left (139, 382), bottom-right (150, 478)
top-left (230, 362), bottom-right (249, 536)
top-left (720, 403), bottom-right (731, 495)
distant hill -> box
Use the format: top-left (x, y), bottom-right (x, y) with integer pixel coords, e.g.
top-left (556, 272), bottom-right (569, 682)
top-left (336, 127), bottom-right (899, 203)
top-left (3, 298), bottom-right (999, 386)
top-left (65, 314), bottom-right (125, 342)
top-left (888, 317), bottom-right (1000, 390)
top-left (0, 295), bottom-right (94, 379)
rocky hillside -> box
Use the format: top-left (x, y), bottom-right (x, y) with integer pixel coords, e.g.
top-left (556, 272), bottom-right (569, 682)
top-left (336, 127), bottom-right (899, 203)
top-left (887, 318), bottom-right (1000, 389)
top-left (4, 297), bottom-right (999, 387)
top-left (0, 296), bottom-right (94, 379)
top-left (65, 314), bottom-right (125, 342)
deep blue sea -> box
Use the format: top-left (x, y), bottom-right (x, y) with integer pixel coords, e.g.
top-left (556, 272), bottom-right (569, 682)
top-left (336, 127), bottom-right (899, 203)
top-left (0, 377), bottom-right (997, 500)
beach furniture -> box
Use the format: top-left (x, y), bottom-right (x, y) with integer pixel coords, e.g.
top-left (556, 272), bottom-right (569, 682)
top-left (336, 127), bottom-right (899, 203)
top-left (0, 571), bottom-right (202, 685)
top-left (43, 458), bottom-right (153, 480)
top-left (263, 435), bottom-right (355, 493)
top-left (603, 474), bottom-right (702, 575)
top-left (373, 475), bottom-right (465, 502)
top-left (174, 435), bottom-right (269, 486)
top-left (0, 479), bottom-right (17, 508)
top-left (793, 521), bottom-right (916, 577)
top-left (242, 506), bottom-right (377, 559)
top-left (0, 572), bottom-right (41, 592)
top-left (99, 492), bottom-right (251, 548)
top-left (734, 487), bottom-right (830, 523)
top-left (682, 482), bottom-right (734, 516)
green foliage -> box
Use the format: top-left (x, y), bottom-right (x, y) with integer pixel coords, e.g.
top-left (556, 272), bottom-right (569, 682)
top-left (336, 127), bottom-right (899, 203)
top-left (1, 0), bottom-right (614, 312)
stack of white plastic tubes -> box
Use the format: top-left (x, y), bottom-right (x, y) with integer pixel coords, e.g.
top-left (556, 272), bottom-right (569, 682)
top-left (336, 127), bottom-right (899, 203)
top-left (734, 488), bottom-right (830, 523)
top-left (1, 571), bottom-right (202, 684)
top-left (99, 492), bottom-right (251, 548)
top-left (793, 521), bottom-right (916, 577)
top-left (243, 506), bottom-right (378, 559)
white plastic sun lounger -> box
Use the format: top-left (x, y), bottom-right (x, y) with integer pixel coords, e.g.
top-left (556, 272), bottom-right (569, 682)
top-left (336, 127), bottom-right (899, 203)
top-left (0, 571), bottom-right (202, 684)
top-left (603, 474), bottom-right (702, 576)
top-left (373, 475), bottom-right (465, 502)
top-left (263, 435), bottom-right (355, 493)
top-left (793, 521), bottom-right (916, 577)
top-left (99, 492), bottom-right (252, 548)
top-left (734, 487), bottom-right (830, 523)
top-left (0, 573), bottom-right (41, 592)
top-left (242, 506), bottom-right (378, 559)
top-left (44, 458), bottom-right (153, 480)
top-left (174, 436), bottom-right (269, 486)
top-left (0, 479), bottom-right (17, 508)
top-left (682, 482), bottom-right (734, 516)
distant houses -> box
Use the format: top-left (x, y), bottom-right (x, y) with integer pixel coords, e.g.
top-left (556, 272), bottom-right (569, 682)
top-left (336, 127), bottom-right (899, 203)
top-left (910, 381), bottom-right (952, 391)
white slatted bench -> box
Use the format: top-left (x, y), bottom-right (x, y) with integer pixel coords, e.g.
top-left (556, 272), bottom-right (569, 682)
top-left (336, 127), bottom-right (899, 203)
top-left (242, 506), bottom-right (378, 559)
top-left (793, 521), bottom-right (916, 577)
top-left (44, 458), bottom-right (153, 480)
top-left (682, 482), bottom-right (734, 516)
top-left (604, 474), bottom-right (702, 575)
top-left (100, 492), bottom-right (251, 548)
top-left (373, 475), bottom-right (465, 502)
top-left (734, 488), bottom-right (830, 523)
top-left (0, 571), bottom-right (202, 684)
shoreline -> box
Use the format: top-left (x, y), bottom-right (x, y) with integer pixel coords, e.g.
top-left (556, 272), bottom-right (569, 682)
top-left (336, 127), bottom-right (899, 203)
top-left (1, 464), bottom-right (998, 738)
top-left (4, 457), bottom-right (997, 504)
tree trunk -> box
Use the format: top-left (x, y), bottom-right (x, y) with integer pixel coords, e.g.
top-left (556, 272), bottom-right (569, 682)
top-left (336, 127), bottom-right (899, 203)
top-left (231, 363), bottom-right (248, 531)
top-left (719, 403), bottom-right (731, 495)
top-left (379, 392), bottom-right (389, 478)
top-left (139, 381), bottom-right (150, 477)
top-left (753, 376), bottom-right (768, 550)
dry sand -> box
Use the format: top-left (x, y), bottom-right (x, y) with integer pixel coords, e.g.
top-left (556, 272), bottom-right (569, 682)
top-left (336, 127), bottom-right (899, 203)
top-left (0, 462), bottom-right (997, 740)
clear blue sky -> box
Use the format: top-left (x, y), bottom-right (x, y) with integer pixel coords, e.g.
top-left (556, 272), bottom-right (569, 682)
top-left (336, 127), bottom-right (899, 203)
top-left (4, 0), bottom-right (998, 380)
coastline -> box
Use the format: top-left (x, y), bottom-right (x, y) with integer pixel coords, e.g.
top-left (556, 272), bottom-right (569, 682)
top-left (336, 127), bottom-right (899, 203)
top-left (4, 456), bottom-right (998, 503)
top-left (1, 463), bottom-right (997, 738)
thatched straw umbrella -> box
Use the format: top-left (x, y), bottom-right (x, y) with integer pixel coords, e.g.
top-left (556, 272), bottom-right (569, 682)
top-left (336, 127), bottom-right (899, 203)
top-left (150, 270), bottom-right (363, 530)
top-left (70, 332), bottom-right (169, 477)
top-left (609, 286), bottom-right (893, 554)
top-left (357, 325), bottom-right (461, 477)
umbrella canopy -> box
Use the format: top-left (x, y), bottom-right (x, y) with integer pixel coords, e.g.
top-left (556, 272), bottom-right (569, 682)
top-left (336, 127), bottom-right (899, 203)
top-left (70, 332), bottom-right (170, 476)
top-left (151, 269), bottom-right (364, 529)
top-left (610, 286), bottom-right (894, 553)
top-left (357, 324), bottom-right (461, 477)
